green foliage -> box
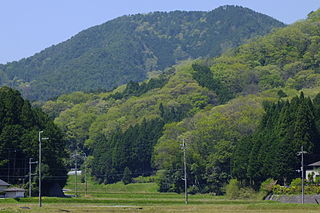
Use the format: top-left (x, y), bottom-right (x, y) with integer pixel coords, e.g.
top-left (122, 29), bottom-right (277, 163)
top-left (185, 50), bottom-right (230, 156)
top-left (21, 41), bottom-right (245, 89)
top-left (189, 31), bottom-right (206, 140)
top-left (225, 179), bottom-right (240, 199)
top-left (290, 178), bottom-right (302, 187)
top-left (192, 63), bottom-right (234, 103)
top-left (233, 93), bottom-right (320, 187)
top-left (277, 89), bottom-right (288, 99)
top-left (271, 183), bottom-right (320, 195)
top-left (154, 94), bottom-right (268, 194)
top-left (133, 175), bottom-right (157, 183)
top-left (0, 6), bottom-right (284, 100)
top-left (226, 179), bottom-right (258, 200)
top-left (37, 9), bottom-right (320, 196)
top-left (122, 167), bottom-right (133, 185)
top-left (108, 76), bottom-right (168, 100)
top-left (91, 118), bottom-right (165, 184)
top-left (0, 86), bottom-right (67, 195)
top-left (260, 178), bottom-right (277, 193)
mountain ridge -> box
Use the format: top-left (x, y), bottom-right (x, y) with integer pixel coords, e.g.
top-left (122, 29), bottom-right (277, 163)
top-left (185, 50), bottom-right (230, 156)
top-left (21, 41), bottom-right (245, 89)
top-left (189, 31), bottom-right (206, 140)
top-left (0, 5), bottom-right (284, 100)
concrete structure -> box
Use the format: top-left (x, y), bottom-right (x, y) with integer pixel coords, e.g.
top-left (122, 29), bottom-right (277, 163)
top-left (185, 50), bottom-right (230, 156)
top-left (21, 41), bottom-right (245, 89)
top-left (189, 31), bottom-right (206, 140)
top-left (306, 161), bottom-right (320, 181)
top-left (4, 187), bottom-right (25, 198)
top-left (266, 194), bottom-right (320, 204)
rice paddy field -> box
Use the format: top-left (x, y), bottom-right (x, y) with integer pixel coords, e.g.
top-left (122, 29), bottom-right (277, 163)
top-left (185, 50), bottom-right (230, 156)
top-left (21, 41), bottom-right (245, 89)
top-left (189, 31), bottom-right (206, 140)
top-left (1, 176), bottom-right (320, 212)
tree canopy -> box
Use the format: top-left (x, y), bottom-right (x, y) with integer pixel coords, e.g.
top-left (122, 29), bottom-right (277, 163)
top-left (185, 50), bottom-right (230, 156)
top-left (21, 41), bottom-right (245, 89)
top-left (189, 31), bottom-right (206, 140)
top-left (0, 86), bottom-right (67, 195)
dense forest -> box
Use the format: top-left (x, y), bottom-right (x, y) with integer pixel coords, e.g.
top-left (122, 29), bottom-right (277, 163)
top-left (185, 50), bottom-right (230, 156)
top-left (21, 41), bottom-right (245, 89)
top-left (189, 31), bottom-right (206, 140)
top-left (0, 6), bottom-right (284, 100)
top-left (1, 6), bottom-right (320, 197)
top-left (153, 9), bottom-right (320, 194)
top-left (37, 8), bottom-right (320, 195)
top-left (233, 93), bottom-right (320, 187)
top-left (0, 87), bottom-right (67, 195)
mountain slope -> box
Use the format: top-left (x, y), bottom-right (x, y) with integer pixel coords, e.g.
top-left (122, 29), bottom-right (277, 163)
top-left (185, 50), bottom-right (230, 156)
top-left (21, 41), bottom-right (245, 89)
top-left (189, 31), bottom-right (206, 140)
top-left (40, 9), bottom-right (320, 192)
top-left (0, 5), bottom-right (284, 100)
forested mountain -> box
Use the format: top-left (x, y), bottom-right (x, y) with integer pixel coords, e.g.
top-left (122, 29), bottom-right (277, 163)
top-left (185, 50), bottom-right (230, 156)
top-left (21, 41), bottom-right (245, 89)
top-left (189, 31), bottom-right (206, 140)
top-left (39, 9), bottom-right (320, 194)
top-left (0, 5), bottom-right (284, 100)
top-left (0, 87), bottom-right (67, 195)
top-left (233, 93), bottom-right (320, 186)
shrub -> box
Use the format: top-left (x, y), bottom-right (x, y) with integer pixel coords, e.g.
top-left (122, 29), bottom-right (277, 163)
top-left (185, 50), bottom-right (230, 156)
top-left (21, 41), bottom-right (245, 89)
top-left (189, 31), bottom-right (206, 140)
top-left (133, 175), bottom-right (157, 183)
top-left (290, 178), bottom-right (302, 187)
top-left (188, 185), bottom-right (200, 195)
top-left (260, 178), bottom-right (277, 193)
top-left (225, 179), bottom-right (240, 199)
top-left (238, 187), bottom-right (257, 199)
top-left (315, 176), bottom-right (320, 184)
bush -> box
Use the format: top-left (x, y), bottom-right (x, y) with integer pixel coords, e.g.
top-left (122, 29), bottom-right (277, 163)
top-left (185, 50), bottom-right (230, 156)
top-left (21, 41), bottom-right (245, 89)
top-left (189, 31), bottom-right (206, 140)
top-left (225, 179), bottom-right (240, 199)
top-left (133, 175), bottom-right (156, 183)
top-left (188, 185), bottom-right (200, 195)
top-left (290, 178), bottom-right (302, 187)
top-left (225, 179), bottom-right (260, 199)
top-left (260, 178), bottom-right (277, 193)
top-left (238, 187), bottom-right (257, 199)
top-left (259, 178), bottom-right (277, 199)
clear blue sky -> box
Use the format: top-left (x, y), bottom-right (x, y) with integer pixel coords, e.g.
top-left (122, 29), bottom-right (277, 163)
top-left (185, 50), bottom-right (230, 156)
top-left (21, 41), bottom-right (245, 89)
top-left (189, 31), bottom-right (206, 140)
top-left (0, 0), bottom-right (319, 64)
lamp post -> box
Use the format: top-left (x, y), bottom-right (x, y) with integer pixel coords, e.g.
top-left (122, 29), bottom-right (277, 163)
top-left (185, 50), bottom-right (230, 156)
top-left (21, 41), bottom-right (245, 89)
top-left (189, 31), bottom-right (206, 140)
top-left (38, 131), bottom-right (48, 207)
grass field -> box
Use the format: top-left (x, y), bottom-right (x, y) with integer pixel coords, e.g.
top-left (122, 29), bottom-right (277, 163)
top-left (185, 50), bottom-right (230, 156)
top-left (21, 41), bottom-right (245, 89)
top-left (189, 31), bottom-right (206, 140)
top-left (1, 176), bottom-right (320, 212)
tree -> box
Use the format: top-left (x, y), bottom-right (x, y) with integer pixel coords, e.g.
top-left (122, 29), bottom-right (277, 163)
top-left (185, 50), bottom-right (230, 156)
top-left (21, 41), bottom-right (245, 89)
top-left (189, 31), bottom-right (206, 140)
top-left (0, 86), bottom-right (68, 195)
top-left (122, 167), bottom-right (133, 185)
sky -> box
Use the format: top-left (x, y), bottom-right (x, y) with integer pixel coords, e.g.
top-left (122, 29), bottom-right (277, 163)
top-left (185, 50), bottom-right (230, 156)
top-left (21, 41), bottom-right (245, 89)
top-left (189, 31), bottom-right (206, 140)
top-left (0, 0), bottom-right (319, 64)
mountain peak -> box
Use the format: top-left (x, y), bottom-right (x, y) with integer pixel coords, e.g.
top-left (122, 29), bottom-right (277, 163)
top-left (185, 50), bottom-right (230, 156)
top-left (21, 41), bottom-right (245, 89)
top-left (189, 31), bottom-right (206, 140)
top-left (0, 7), bottom-right (284, 100)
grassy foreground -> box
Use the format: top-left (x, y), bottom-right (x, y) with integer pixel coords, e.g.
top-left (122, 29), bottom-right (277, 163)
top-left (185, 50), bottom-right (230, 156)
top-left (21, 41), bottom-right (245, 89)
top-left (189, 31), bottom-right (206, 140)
top-left (1, 176), bottom-right (320, 212)
top-left (1, 199), bottom-right (320, 213)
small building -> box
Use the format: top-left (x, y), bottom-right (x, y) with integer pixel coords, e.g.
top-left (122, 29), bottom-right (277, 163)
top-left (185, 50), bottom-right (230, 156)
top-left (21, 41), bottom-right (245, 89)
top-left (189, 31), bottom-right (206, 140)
top-left (0, 179), bottom-right (10, 197)
top-left (4, 187), bottom-right (25, 198)
top-left (67, 169), bottom-right (82, 175)
top-left (306, 161), bottom-right (320, 181)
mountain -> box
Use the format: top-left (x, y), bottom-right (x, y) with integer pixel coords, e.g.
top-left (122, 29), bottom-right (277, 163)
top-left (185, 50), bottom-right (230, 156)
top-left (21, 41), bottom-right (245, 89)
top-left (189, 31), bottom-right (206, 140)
top-left (0, 5), bottom-right (284, 100)
top-left (40, 9), bottom-right (320, 193)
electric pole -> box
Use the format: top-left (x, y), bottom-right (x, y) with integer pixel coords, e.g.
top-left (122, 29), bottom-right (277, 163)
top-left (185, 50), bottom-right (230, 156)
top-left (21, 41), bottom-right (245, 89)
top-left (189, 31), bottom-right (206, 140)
top-left (75, 151), bottom-right (78, 197)
top-left (181, 138), bottom-right (188, 204)
top-left (38, 131), bottom-right (48, 207)
top-left (83, 153), bottom-right (87, 197)
top-left (298, 146), bottom-right (307, 204)
top-left (29, 158), bottom-right (38, 197)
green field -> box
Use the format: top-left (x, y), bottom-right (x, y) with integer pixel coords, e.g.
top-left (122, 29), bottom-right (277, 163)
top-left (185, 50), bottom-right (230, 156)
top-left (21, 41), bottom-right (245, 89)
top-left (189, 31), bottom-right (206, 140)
top-left (1, 176), bottom-right (320, 212)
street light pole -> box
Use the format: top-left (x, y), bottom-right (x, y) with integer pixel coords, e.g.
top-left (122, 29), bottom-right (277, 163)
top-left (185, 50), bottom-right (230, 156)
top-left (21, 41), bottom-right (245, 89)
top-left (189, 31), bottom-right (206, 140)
top-left (38, 131), bottom-right (48, 207)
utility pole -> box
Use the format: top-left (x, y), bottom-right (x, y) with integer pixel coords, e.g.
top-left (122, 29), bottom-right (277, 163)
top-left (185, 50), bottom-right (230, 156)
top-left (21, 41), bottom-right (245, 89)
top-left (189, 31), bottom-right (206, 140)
top-left (75, 151), bottom-right (78, 197)
top-left (85, 165), bottom-right (87, 197)
top-left (29, 158), bottom-right (38, 197)
top-left (181, 138), bottom-right (188, 204)
top-left (72, 152), bottom-right (87, 197)
top-left (83, 153), bottom-right (87, 197)
top-left (298, 146), bottom-right (307, 204)
top-left (7, 150), bottom-right (10, 183)
top-left (38, 131), bottom-right (48, 207)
